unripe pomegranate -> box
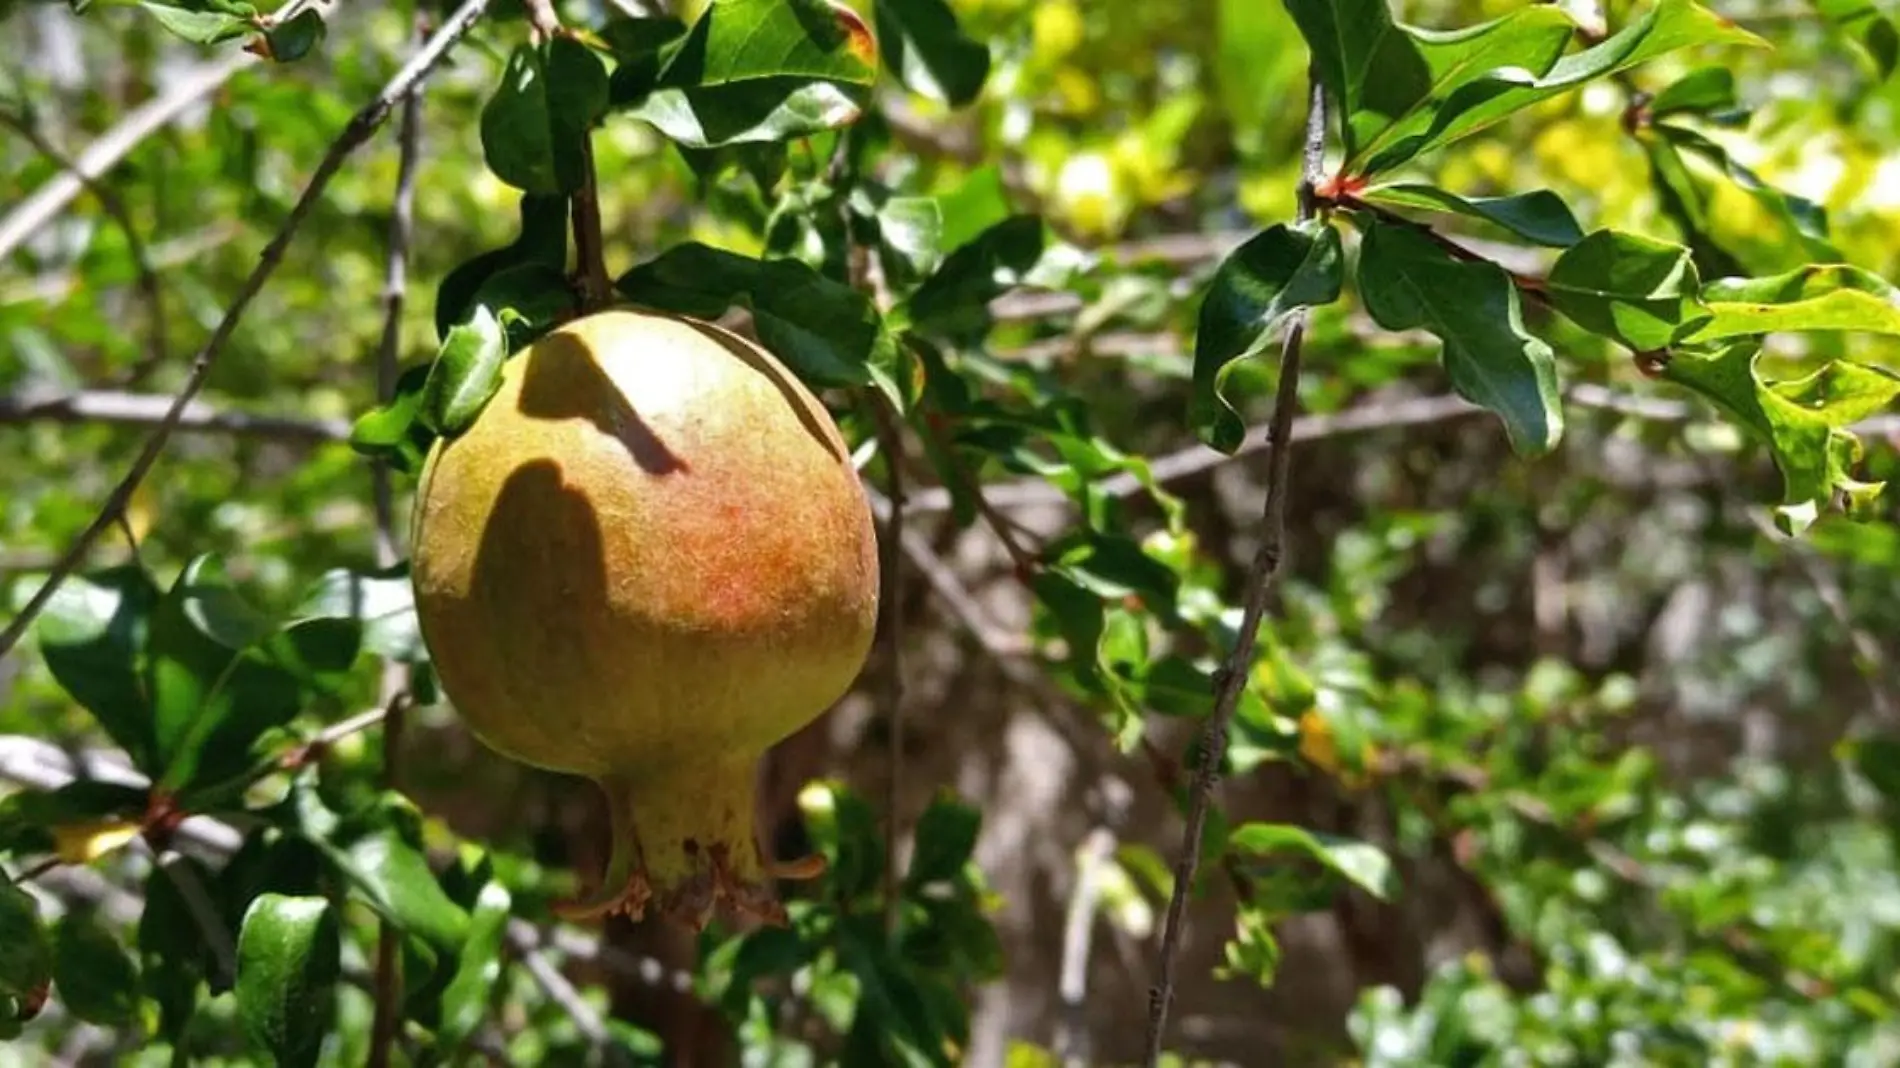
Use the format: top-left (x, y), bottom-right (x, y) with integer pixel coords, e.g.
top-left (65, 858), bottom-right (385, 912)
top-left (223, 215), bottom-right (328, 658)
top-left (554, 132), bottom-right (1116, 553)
top-left (409, 308), bottom-right (880, 929)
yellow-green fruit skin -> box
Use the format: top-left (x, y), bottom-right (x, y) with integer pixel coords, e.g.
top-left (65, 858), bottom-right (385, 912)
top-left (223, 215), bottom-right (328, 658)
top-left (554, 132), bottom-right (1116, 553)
top-left (409, 309), bottom-right (879, 924)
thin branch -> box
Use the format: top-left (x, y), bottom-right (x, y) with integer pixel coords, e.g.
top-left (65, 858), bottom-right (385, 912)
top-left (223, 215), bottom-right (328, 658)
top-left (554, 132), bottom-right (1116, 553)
top-left (0, 0), bottom-right (319, 262)
top-left (1142, 70), bottom-right (1328, 1068)
top-left (150, 845), bottom-right (239, 988)
top-left (1056, 827), bottom-right (1117, 1067)
top-left (0, 388), bottom-right (352, 441)
top-left (0, 0), bottom-right (495, 663)
top-left (367, 52), bottom-right (427, 1068)
top-left (0, 109), bottom-right (167, 377)
top-left (507, 926), bottom-right (632, 1067)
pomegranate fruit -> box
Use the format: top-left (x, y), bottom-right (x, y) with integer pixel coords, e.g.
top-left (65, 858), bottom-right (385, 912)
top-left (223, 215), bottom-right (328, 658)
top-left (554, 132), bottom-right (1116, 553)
top-left (409, 308), bottom-right (880, 928)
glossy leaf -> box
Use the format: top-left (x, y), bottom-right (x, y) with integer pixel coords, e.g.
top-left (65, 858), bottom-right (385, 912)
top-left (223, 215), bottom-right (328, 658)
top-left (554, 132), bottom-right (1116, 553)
top-left (616, 242), bottom-right (897, 395)
top-left (236, 894), bottom-right (339, 1068)
top-left (1654, 124), bottom-right (1836, 257)
top-left (905, 793), bottom-right (982, 887)
top-left (295, 791), bottom-right (470, 952)
top-left (420, 304), bottom-right (511, 437)
top-left (35, 565), bottom-right (160, 769)
top-left (1649, 66), bottom-right (1740, 116)
top-left (907, 214), bottom-right (1078, 337)
top-left (1229, 823), bottom-right (1398, 900)
top-left (1361, 0), bottom-right (1766, 175)
top-left (1685, 264), bottom-right (1900, 341)
top-left (437, 879), bottom-right (511, 1050)
top-left (1357, 218), bottom-right (1563, 454)
top-left (1189, 221), bottom-right (1344, 453)
top-left (480, 38), bottom-right (610, 195)
top-left (139, 2), bottom-right (254, 45)
top-left (1360, 184), bottom-right (1584, 248)
top-left (263, 9), bottom-right (326, 62)
top-left (624, 0), bottom-right (878, 148)
top-left (139, 858), bottom-right (210, 1041)
top-left (1662, 344), bottom-right (1900, 532)
top-left (875, 0), bottom-right (991, 107)
top-left (434, 194), bottom-right (570, 339)
top-left (293, 566), bottom-right (424, 664)
top-left (0, 881), bottom-right (51, 1020)
top-left (601, 14), bottom-right (691, 107)
top-left (51, 910), bottom-right (139, 1027)
top-left (1546, 229), bottom-right (1712, 350)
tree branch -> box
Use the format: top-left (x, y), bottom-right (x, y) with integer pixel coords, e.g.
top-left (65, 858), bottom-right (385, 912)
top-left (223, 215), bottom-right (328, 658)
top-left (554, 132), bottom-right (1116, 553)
top-left (1142, 69), bottom-right (1328, 1067)
top-left (870, 400), bottom-right (908, 937)
top-left (0, 0), bottom-right (495, 663)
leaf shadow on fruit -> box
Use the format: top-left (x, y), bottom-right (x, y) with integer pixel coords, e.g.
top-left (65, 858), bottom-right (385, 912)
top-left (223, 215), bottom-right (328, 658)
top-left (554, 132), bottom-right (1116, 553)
top-left (515, 330), bottom-right (689, 476)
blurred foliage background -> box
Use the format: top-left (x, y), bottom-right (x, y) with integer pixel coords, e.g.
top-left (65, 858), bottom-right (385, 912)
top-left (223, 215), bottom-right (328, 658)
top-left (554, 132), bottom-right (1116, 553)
top-left (3, 0), bottom-right (1900, 1064)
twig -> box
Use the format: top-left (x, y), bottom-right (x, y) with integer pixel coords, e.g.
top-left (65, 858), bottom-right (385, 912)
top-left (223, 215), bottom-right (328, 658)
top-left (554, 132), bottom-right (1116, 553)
top-left (0, 0), bottom-right (321, 261)
top-left (1142, 70), bottom-right (1328, 1067)
top-left (518, 0), bottom-right (612, 310)
top-left (0, 0), bottom-right (495, 663)
top-left (0, 109), bottom-right (167, 376)
top-left (506, 926), bottom-right (632, 1066)
top-left (367, 52), bottom-right (427, 1068)
top-left (0, 388), bottom-right (352, 441)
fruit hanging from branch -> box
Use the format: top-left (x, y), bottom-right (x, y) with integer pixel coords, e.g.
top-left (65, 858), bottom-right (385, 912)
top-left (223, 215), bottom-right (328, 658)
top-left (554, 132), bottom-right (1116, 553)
top-left (409, 308), bottom-right (881, 929)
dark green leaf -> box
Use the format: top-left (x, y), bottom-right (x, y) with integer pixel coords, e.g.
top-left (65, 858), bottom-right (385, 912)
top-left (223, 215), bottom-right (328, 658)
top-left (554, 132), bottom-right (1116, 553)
top-left (1685, 264), bottom-right (1900, 341)
top-left (1661, 344), bottom-right (1900, 532)
top-left (905, 793), bottom-right (981, 887)
top-left (52, 910), bottom-right (139, 1027)
top-left (875, 0), bottom-right (991, 107)
top-left (625, 0), bottom-right (879, 148)
top-left (420, 304), bottom-right (511, 437)
top-left (907, 214), bottom-right (1062, 336)
top-left (616, 243), bottom-right (898, 396)
top-left (1360, 184), bottom-right (1584, 247)
top-left (1546, 229), bottom-right (1712, 350)
top-left (1356, 218), bottom-right (1563, 454)
top-left (1655, 124), bottom-right (1836, 256)
top-left (0, 781), bottom-right (148, 857)
top-left (236, 894), bottom-right (339, 1068)
top-left (933, 165), bottom-right (1012, 253)
top-left (1815, 0), bottom-right (1899, 78)
top-left (263, 9), bottom-right (324, 62)
top-left (1228, 823), bottom-right (1398, 900)
top-left (480, 38), bottom-right (609, 195)
top-left (435, 194), bottom-right (570, 339)
top-left (0, 881), bottom-right (51, 1012)
top-left (348, 362), bottom-right (433, 459)
top-left (1188, 221), bottom-right (1345, 453)
top-left (602, 15), bottom-right (691, 107)
top-left (35, 565), bottom-right (160, 769)
top-left (1144, 656), bottom-right (1218, 719)
top-left (1649, 66), bottom-right (1739, 116)
top-left (856, 192), bottom-right (944, 292)
top-left (139, 858), bottom-right (210, 1041)
top-left (139, 2), bottom-right (255, 45)
top-left (298, 792), bottom-right (470, 951)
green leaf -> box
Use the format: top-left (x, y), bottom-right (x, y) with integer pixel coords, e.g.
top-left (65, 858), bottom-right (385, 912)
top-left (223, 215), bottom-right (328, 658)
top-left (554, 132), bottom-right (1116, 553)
top-left (296, 791), bottom-right (470, 951)
top-left (35, 565), bottom-right (160, 769)
top-left (139, 2), bottom-right (255, 45)
top-left (139, 859), bottom-right (210, 1041)
top-left (293, 566), bottom-right (424, 665)
top-left (1228, 823), bottom-right (1397, 900)
top-left (420, 304), bottom-right (512, 437)
top-left (615, 243), bottom-right (897, 396)
top-left (1653, 124), bottom-right (1836, 257)
top-left (1814, 0), bottom-right (1899, 78)
top-left (905, 794), bottom-right (982, 887)
top-left (1649, 65), bottom-right (1739, 116)
top-left (624, 0), bottom-right (878, 148)
top-left (1360, 0), bottom-right (1766, 175)
top-left (1356, 218), bottom-right (1563, 454)
top-left (435, 194), bottom-right (570, 340)
top-left (0, 781), bottom-right (148, 858)
top-left (52, 910), bottom-right (139, 1027)
top-left (1661, 344), bottom-right (1900, 532)
top-left (1293, 2), bottom-right (1574, 167)
top-left (1189, 221), bottom-right (1345, 453)
top-left (933, 165), bottom-right (1013, 254)
top-left (1359, 184), bottom-right (1583, 248)
top-left (602, 15), bottom-right (691, 107)
top-left (480, 38), bottom-right (610, 195)
top-left (236, 894), bottom-right (339, 1068)
top-left (263, 9), bottom-right (325, 62)
top-left (1546, 229), bottom-right (1711, 350)
top-left (853, 190), bottom-right (944, 293)
top-left (436, 879), bottom-right (511, 1051)
top-left (906, 214), bottom-right (1071, 337)
top-left (1685, 264), bottom-right (1900, 341)
top-left (147, 556), bottom-right (302, 792)
top-left (0, 881), bottom-right (51, 1017)
top-left (874, 0), bottom-right (991, 107)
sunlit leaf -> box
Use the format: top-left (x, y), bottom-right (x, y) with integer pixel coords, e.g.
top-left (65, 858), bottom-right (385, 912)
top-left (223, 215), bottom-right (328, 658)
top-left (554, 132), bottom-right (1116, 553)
top-left (480, 37), bottom-right (610, 195)
top-left (420, 304), bottom-right (511, 437)
top-left (1546, 229), bottom-right (1712, 349)
top-left (1686, 264), bottom-right (1900, 341)
top-left (236, 894), bottom-right (339, 1068)
top-left (875, 0), bottom-right (991, 106)
top-left (1360, 183), bottom-right (1584, 247)
top-left (1228, 823), bottom-right (1398, 900)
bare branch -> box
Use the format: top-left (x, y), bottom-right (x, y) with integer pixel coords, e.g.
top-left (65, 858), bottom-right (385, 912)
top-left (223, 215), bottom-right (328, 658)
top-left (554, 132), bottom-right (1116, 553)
top-left (0, 387), bottom-right (351, 441)
top-left (869, 400), bottom-right (909, 936)
top-left (0, 109), bottom-right (167, 378)
top-left (0, 0), bottom-right (495, 663)
top-left (1142, 70), bottom-right (1328, 1067)
top-left (508, 926), bottom-right (633, 1067)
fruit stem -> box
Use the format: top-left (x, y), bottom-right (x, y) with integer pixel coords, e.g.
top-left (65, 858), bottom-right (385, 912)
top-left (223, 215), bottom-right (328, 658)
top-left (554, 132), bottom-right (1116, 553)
top-left (558, 756), bottom-right (785, 930)
top-left (570, 131), bottom-right (613, 314)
